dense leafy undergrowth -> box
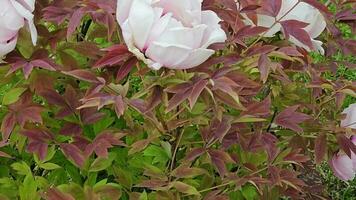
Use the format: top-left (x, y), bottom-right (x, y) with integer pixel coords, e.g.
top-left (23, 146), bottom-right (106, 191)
top-left (0, 0), bottom-right (356, 200)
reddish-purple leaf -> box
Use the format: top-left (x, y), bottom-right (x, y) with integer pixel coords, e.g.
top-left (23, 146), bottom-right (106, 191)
top-left (31, 59), bottom-right (57, 71)
top-left (337, 135), bottom-right (356, 158)
top-left (62, 70), bottom-right (99, 83)
top-left (94, 45), bottom-right (130, 68)
top-left (301, 0), bottom-right (332, 16)
top-left (242, 96), bottom-right (271, 116)
top-left (1, 113), bottom-right (16, 141)
top-left (59, 122), bottom-right (82, 136)
top-left (60, 143), bottom-right (86, 168)
top-left (114, 96), bottom-right (126, 117)
top-left (117, 57), bottom-right (137, 81)
top-left (185, 148), bottom-right (206, 162)
top-left (44, 188), bottom-right (75, 200)
top-left (314, 133), bottom-right (327, 164)
top-left (258, 54), bottom-right (271, 83)
top-left (262, 0), bottom-right (282, 17)
top-left (67, 8), bottom-right (85, 40)
top-left (188, 79), bottom-right (208, 109)
top-left (39, 90), bottom-right (67, 106)
top-left (166, 91), bottom-right (191, 112)
top-left (275, 105), bottom-right (310, 132)
top-left (280, 20), bottom-right (313, 50)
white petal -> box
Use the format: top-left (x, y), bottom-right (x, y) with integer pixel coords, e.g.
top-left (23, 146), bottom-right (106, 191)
top-left (201, 10), bottom-right (226, 48)
top-left (155, 24), bottom-right (207, 49)
top-left (128, 0), bottom-right (156, 50)
top-left (22, 0), bottom-right (35, 11)
top-left (146, 12), bottom-right (173, 45)
top-left (10, 0), bottom-right (37, 45)
top-left (312, 39), bottom-right (324, 55)
top-left (116, 0), bottom-right (133, 25)
top-left (0, 0), bottom-right (24, 32)
top-left (304, 11), bottom-right (326, 38)
top-left (341, 103), bottom-right (356, 129)
top-left (145, 42), bottom-right (191, 68)
top-left (175, 48), bottom-right (214, 69)
top-left (256, 14), bottom-right (281, 37)
top-left (0, 35), bottom-right (18, 58)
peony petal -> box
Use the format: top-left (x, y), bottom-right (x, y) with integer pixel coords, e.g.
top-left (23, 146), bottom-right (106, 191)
top-left (312, 39), bottom-right (324, 55)
top-left (10, 0), bottom-right (37, 45)
top-left (0, 36), bottom-right (18, 58)
top-left (145, 42), bottom-right (191, 68)
top-left (256, 14), bottom-right (281, 37)
top-left (341, 104), bottom-right (356, 129)
top-left (120, 20), bottom-right (162, 70)
top-left (116, 0), bottom-right (133, 25)
top-left (146, 12), bottom-right (173, 45)
top-left (0, 0), bottom-right (24, 32)
top-left (201, 10), bottom-right (227, 48)
top-left (21, 0), bottom-right (35, 11)
top-left (155, 24), bottom-right (207, 49)
top-left (330, 154), bottom-right (355, 181)
top-left (174, 48), bottom-right (214, 69)
top-left (128, 0), bottom-right (156, 50)
top-left (154, 0), bottom-right (202, 26)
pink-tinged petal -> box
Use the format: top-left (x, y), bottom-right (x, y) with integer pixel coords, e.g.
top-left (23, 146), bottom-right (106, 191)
top-left (351, 136), bottom-right (356, 145)
top-left (330, 154), bottom-right (355, 181)
top-left (155, 0), bottom-right (202, 26)
top-left (116, 0), bottom-right (133, 25)
top-left (128, 0), bottom-right (156, 50)
top-left (175, 48), bottom-right (214, 69)
top-left (0, 36), bottom-right (17, 58)
top-left (145, 42), bottom-right (191, 68)
top-left (120, 20), bottom-right (161, 70)
top-left (341, 104), bottom-right (356, 129)
top-left (10, 0), bottom-right (37, 45)
top-left (0, 0), bottom-right (24, 33)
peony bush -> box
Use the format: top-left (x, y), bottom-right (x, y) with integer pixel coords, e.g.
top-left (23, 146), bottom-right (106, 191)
top-left (0, 0), bottom-right (355, 199)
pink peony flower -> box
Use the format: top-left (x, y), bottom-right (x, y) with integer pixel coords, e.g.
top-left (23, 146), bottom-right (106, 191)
top-left (330, 136), bottom-right (356, 181)
top-left (238, 0), bottom-right (326, 54)
top-left (116, 0), bottom-right (227, 70)
top-left (0, 0), bottom-right (37, 59)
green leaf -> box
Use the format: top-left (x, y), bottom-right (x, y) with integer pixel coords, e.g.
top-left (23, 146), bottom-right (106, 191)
top-left (93, 115), bottom-right (115, 134)
top-left (241, 184), bottom-right (258, 200)
top-left (171, 181), bottom-right (200, 196)
top-left (2, 87), bottom-right (27, 105)
top-left (11, 162), bottom-right (32, 176)
top-left (19, 174), bottom-right (38, 200)
top-left (139, 190), bottom-right (148, 200)
top-left (143, 145), bottom-right (170, 164)
top-left (39, 163), bottom-right (61, 170)
top-left (113, 167), bottom-right (132, 189)
top-left (89, 153), bottom-right (115, 172)
top-left (234, 115), bottom-right (267, 123)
